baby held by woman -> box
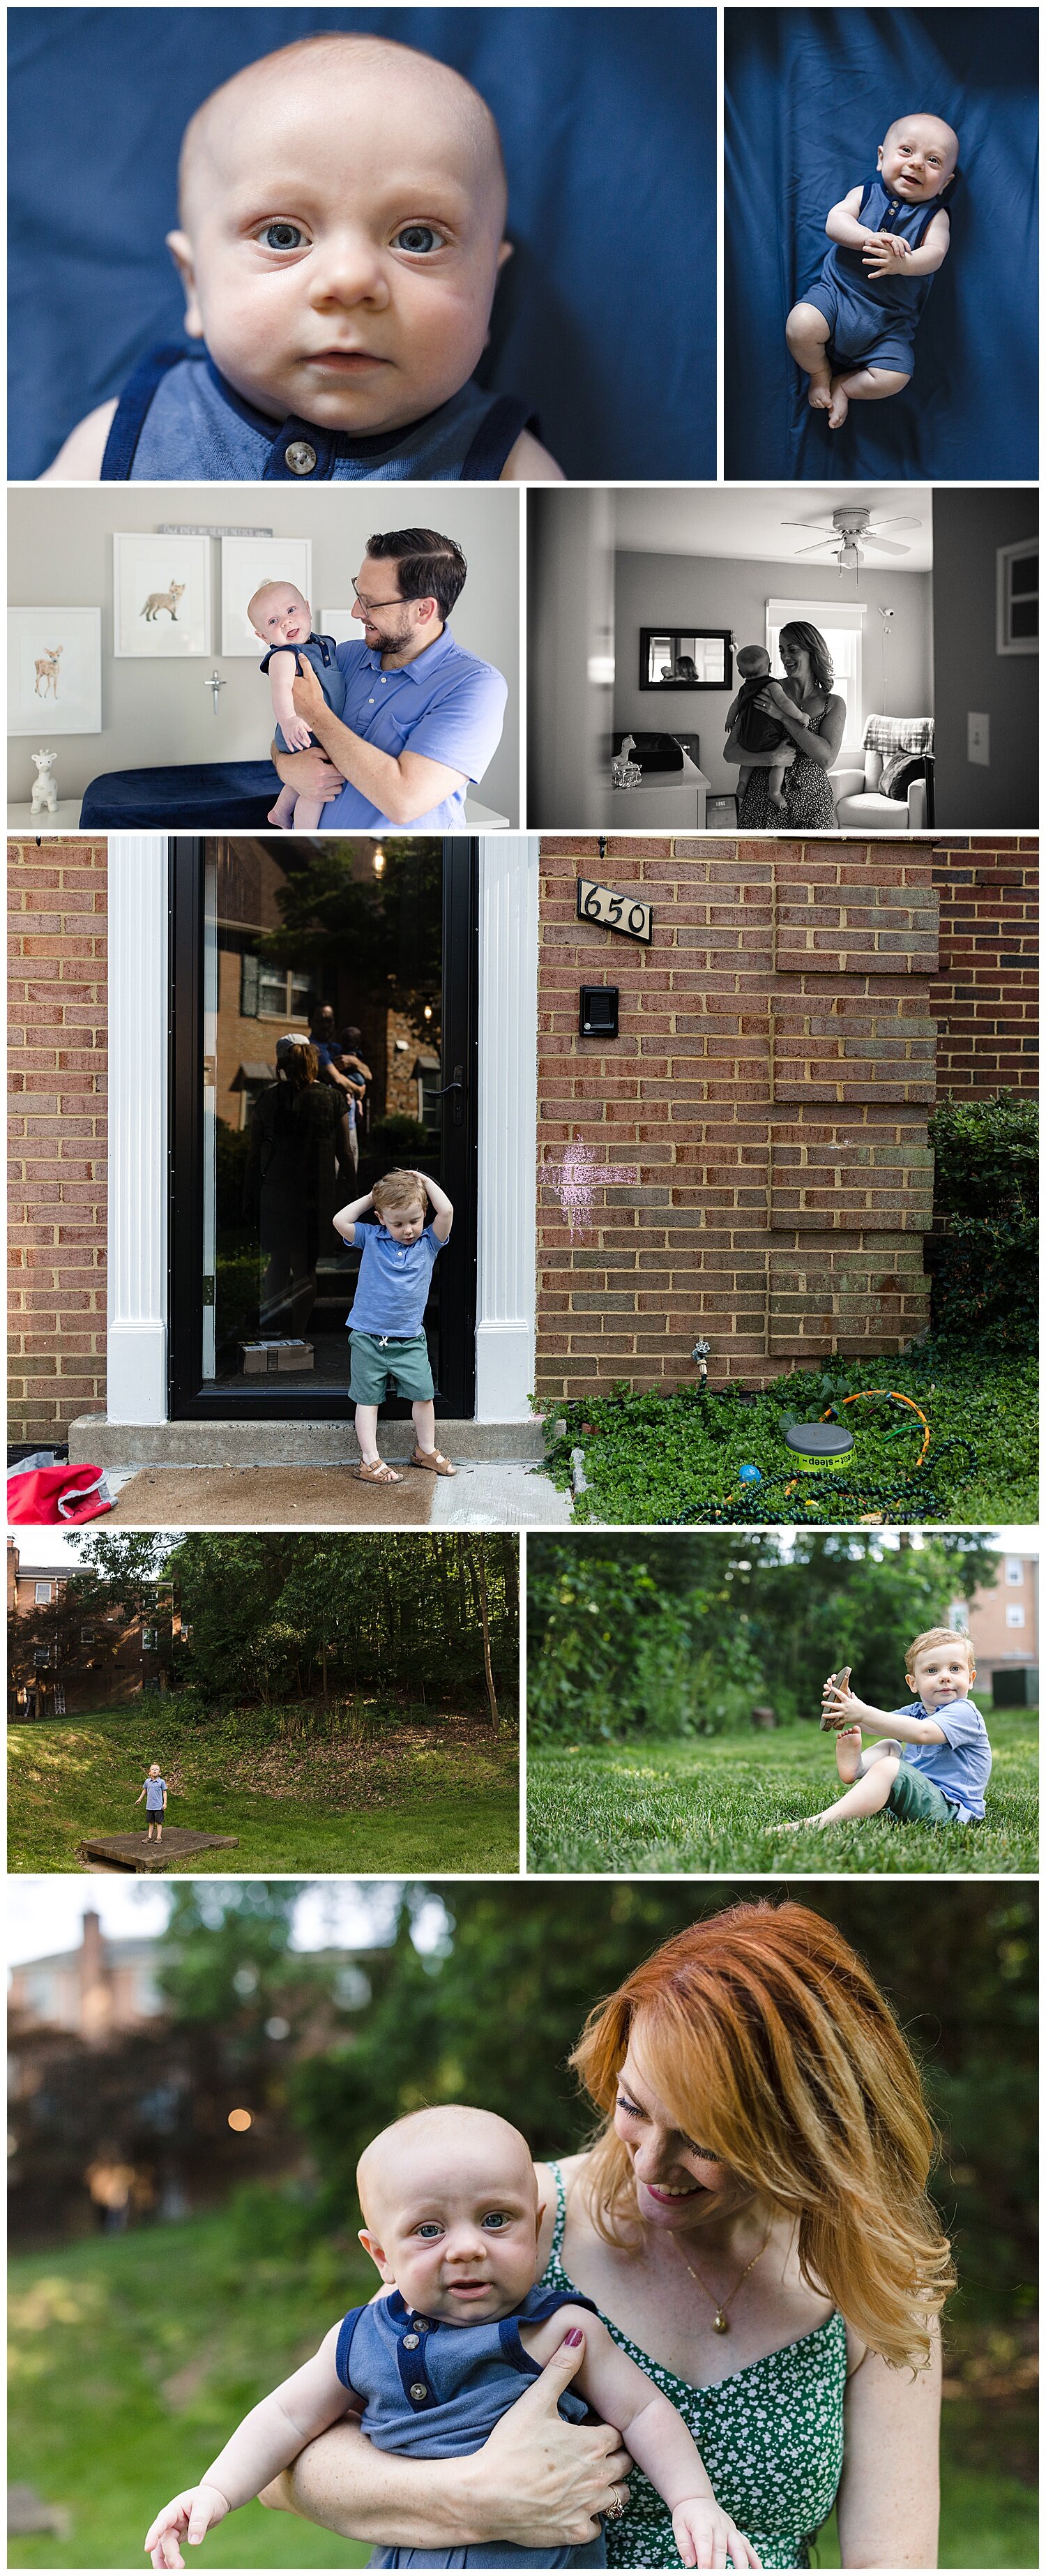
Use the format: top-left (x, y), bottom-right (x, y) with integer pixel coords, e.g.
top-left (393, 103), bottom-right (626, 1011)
top-left (145, 2106), bottom-right (761, 2571)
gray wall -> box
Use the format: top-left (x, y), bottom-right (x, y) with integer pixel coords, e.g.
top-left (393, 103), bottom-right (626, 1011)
top-left (932, 489), bottom-right (1038, 829)
top-left (613, 551), bottom-right (932, 795)
top-left (8, 485), bottom-right (520, 818)
top-left (526, 487), bottom-right (615, 827)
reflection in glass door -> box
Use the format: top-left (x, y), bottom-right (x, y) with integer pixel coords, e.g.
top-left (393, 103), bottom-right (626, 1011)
top-left (170, 839), bottom-right (478, 1419)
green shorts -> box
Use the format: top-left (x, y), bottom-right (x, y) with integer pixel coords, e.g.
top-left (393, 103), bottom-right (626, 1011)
top-left (885, 1762), bottom-right (960, 1827)
top-left (348, 1330), bottom-right (434, 1406)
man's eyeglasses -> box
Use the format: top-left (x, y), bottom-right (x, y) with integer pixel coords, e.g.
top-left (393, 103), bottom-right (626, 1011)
top-left (351, 578), bottom-right (404, 612)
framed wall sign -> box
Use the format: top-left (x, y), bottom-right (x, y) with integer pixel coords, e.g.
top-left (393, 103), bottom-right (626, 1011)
top-left (577, 879), bottom-right (653, 943)
top-left (8, 605), bottom-right (103, 733)
top-left (112, 532), bottom-right (211, 658)
top-left (639, 628), bottom-right (734, 690)
top-left (222, 536), bottom-right (312, 657)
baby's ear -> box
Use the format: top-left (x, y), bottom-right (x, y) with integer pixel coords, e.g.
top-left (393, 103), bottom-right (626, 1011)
top-left (497, 238), bottom-right (514, 273)
top-left (165, 229), bottom-right (204, 338)
top-left (358, 2227), bottom-right (394, 2280)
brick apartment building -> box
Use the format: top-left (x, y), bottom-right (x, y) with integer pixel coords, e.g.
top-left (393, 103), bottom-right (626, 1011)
top-left (7, 1538), bottom-right (175, 1715)
top-left (954, 1548), bottom-right (1038, 1705)
top-left (536, 836), bottom-right (1038, 1400)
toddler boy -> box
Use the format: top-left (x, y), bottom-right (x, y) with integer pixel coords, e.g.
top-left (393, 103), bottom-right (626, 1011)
top-left (43, 34), bottom-right (562, 483)
top-left (785, 1627), bottom-right (991, 1830)
top-left (725, 647), bottom-right (801, 813)
top-left (135, 1764), bottom-right (167, 1841)
top-left (249, 581), bottom-right (347, 830)
top-left (334, 1168), bottom-right (456, 1484)
top-left (144, 2104), bottom-right (760, 2572)
top-left (785, 114), bottom-right (958, 429)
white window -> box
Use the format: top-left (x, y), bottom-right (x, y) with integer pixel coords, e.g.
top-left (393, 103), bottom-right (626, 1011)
top-left (766, 598), bottom-right (865, 755)
top-left (1006, 1604), bottom-right (1026, 1629)
top-left (34, 1581), bottom-right (52, 1604)
top-left (947, 1603), bottom-right (969, 1633)
top-left (1005, 1558), bottom-right (1024, 1586)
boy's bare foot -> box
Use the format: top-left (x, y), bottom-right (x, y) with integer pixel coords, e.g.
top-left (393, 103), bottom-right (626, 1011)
top-left (827, 379), bottom-right (850, 429)
top-left (834, 1724), bottom-right (863, 1784)
top-left (807, 368), bottom-right (834, 412)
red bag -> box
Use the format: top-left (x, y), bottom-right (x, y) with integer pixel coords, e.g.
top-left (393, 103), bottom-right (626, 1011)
top-left (7, 1463), bottom-right (113, 1525)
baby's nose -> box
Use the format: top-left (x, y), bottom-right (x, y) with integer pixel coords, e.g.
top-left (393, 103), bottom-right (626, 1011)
top-left (308, 229), bottom-right (391, 308)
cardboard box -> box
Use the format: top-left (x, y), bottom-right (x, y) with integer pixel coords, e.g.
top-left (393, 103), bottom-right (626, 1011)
top-left (240, 1339), bottom-right (314, 1375)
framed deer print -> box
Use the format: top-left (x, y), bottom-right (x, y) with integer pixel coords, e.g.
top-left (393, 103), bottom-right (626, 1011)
top-left (112, 532), bottom-right (211, 657)
top-left (8, 606), bottom-right (103, 733)
top-left (220, 536), bottom-right (312, 657)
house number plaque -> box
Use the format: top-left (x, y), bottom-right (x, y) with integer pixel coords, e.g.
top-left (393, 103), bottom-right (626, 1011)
top-left (576, 880), bottom-right (653, 944)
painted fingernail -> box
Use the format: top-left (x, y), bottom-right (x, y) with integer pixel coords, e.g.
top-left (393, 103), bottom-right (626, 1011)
top-left (563, 2328), bottom-right (584, 2346)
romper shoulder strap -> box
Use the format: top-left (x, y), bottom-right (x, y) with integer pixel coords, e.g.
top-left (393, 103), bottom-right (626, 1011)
top-left (99, 345), bottom-right (195, 481)
top-left (460, 394), bottom-right (538, 480)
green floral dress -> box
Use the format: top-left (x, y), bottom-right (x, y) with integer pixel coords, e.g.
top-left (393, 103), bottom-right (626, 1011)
top-left (540, 2164), bottom-right (847, 2570)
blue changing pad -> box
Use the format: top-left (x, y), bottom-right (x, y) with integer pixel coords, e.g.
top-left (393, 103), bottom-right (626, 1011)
top-left (79, 762), bottom-right (279, 829)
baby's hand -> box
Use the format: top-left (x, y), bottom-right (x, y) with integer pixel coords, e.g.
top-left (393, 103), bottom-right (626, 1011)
top-left (672, 2497), bottom-right (762, 2570)
top-left (144, 2484), bottom-right (230, 2569)
top-left (283, 718), bottom-right (314, 752)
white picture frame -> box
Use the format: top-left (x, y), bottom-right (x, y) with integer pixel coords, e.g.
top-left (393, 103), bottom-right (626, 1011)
top-left (112, 532), bottom-right (211, 657)
top-left (318, 608), bottom-right (359, 646)
top-left (996, 538), bottom-right (1038, 656)
top-left (8, 607), bottom-right (103, 735)
top-left (221, 536), bottom-right (312, 658)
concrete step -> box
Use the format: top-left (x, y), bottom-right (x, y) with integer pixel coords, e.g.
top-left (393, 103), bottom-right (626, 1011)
top-left (68, 1414), bottom-right (547, 1468)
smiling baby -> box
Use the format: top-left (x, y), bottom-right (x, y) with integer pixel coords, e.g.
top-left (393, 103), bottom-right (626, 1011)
top-left (43, 35), bottom-right (562, 483)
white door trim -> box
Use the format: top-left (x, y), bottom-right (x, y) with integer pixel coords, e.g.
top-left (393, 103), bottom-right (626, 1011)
top-left (475, 837), bottom-right (539, 1420)
top-left (107, 837), bottom-right (169, 1422)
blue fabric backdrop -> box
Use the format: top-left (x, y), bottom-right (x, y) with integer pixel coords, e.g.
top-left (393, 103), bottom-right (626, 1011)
top-left (725, 7), bottom-right (1038, 480)
top-left (9, 6), bottom-right (715, 481)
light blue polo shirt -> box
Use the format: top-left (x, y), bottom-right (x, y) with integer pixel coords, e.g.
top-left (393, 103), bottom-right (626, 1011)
top-left (347, 1221), bottom-right (444, 1336)
top-left (895, 1697), bottom-right (992, 1821)
top-left (320, 626), bottom-right (507, 829)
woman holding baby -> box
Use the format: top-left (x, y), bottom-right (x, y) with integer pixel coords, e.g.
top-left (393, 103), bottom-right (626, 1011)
top-left (725, 621), bottom-right (846, 830)
top-left (263, 1901), bottom-right (947, 2568)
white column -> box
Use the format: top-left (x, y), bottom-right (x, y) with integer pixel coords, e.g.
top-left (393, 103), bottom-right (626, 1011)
top-left (107, 838), bottom-right (169, 1422)
top-left (475, 837), bottom-right (539, 1420)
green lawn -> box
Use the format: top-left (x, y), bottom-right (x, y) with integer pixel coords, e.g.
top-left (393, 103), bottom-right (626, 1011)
top-left (527, 1712), bottom-right (1038, 1874)
top-left (536, 1355), bottom-right (1038, 1526)
top-left (8, 1710), bottom-right (520, 1876)
top-left (9, 2215), bottom-right (1036, 2569)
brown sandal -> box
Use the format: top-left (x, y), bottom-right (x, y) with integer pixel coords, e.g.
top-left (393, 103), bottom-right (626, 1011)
top-left (356, 1459), bottom-right (403, 1484)
top-left (411, 1447), bottom-right (457, 1477)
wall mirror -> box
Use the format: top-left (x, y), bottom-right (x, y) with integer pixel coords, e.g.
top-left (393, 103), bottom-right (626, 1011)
top-left (639, 628), bottom-right (733, 690)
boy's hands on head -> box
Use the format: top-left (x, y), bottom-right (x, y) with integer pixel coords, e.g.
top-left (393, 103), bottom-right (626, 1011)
top-left (144, 2483), bottom-right (230, 2568)
top-left (672, 2498), bottom-right (762, 2570)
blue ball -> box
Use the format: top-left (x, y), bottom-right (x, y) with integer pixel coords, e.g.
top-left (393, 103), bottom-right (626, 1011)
top-left (738, 1463), bottom-right (761, 1484)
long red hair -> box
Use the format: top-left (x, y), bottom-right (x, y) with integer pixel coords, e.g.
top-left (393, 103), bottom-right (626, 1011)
top-left (570, 1900), bottom-right (953, 2370)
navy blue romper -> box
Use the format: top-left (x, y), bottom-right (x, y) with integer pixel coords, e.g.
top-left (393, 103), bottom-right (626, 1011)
top-left (805, 170), bottom-right (955, 377)
top-left (261, 633), bottom-right (348, 753)
top-left (100, 349), bottom-right (535, 481)
top-left (335, 2286), bottom-right (607, 2568)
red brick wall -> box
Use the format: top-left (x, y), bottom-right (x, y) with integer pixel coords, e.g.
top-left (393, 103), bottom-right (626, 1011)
top-left (932, 838), bottom-right (1038, 1097)
top-left (8, 840), bottom-right (109, 1443)
top-left (537, 839), bottom-right (937, 1398)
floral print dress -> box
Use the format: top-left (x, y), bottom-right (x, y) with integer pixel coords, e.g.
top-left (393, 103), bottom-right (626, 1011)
top-left (540, 2164), bottom-right (847, 2570)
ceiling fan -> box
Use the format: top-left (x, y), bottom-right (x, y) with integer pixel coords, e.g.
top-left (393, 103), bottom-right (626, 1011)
top-left (781, 504), bottom-right (922, 568)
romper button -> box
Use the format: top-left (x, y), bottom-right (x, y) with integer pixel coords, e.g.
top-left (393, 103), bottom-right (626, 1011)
top-left (403, 2333), bottom-right (420, 2349)
top-left (409, 2382), bottom-right (429, 2402)
top-left (285, 440), bottom-right (317, 475)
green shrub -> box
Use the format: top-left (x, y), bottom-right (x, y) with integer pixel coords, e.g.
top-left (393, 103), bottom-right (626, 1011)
top-left (928, 1095), bottom-right (1038, 1353)
top-left (367, 1114), bottom-right (430, 1159)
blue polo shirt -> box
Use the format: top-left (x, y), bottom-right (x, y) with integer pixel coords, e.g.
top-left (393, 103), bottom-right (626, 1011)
top-left (347, 1221), bottom-right (444, 1336)
top-left (895, 1697), bottom-right (992, 1821)
top-left (319, 626), bottom-right (507, 829)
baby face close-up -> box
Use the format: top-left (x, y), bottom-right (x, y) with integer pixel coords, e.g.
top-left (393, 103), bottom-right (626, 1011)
top-left (877, 116), bottom-right (959, 202)
top-left (168, 35), bottom-right (509, 435)
top-left (357, 2108), bottom-right (542, 2324)
top-left (249, 585), bottom-right (312, 647)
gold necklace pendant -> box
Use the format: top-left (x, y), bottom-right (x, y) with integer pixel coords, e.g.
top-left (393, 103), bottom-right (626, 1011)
top-left (712, 2308), bottom-right (729, 2333)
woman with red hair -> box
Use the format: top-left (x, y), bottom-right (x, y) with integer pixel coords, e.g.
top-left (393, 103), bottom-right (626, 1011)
top-left (262, 1901), bottom-right (950, 2567)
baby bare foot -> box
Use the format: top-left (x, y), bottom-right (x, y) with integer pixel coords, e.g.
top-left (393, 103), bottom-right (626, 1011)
top-left (827, 380), bottom-right (850, 429)
top-left (807, 368), bottom-right (834, 412)
top-left (768, 792), bottom-right (787, 815)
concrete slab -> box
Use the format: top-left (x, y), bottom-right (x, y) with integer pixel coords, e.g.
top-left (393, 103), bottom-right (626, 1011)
top-left (69, 1415), bottom-right (545, 1468)
top-left (97, 1460), bottom-right (570, 1530)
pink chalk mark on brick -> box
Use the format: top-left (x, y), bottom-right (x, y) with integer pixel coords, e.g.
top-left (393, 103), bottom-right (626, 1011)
top-left (548, 1138), bottom-right (639, 1239)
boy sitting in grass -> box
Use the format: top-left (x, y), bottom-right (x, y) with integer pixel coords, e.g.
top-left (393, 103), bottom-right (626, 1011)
top-left (136, 1763), bottom-right (168, 1841)
top-left (782, 1627), bottom-right (991, 1832)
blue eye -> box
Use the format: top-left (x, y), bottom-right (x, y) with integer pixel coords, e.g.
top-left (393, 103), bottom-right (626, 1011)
top-left (481, 2212), bottom-right (509, 2231)
top-left (262, 221), bottom-right (306, 251)
top-left (416, 2222), bottom-right (442, 2240)
top-left (393, 224), bottom-right (444, 255)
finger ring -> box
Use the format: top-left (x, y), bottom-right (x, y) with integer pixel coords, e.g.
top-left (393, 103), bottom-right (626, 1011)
top-left (608, 2487), bottom-right (626, 2520)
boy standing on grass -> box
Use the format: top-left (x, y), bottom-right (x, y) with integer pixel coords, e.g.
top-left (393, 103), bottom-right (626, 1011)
top-left (333, 1167), bottom-right (455, 1486)
top-left (136, 1764), bottom-right (168, 1841)
top-left (782, 1627), bottom-right (992, 1831)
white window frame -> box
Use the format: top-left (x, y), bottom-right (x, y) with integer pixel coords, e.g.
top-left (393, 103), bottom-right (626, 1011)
top-left (1005, 1558), bottom-right (1024, 1585)
top-left (1006, 1603), bottom-right (1026, 1629)
top-left (996, 539), bottom-right (1038, 656)
top-left (766, 599), bottom-right (866, 755)
top-left (34, 1581), bottom-right (53, 1604)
